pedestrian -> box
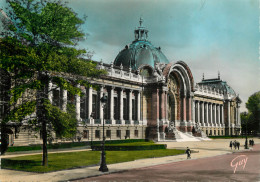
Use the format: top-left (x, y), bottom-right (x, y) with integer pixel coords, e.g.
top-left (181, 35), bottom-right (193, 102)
top-left (233, 140), bottom-right (237, 150)
top-left (249, 139), bottom-right (252, 146)
top-left (186, 147), bottom-right (191, 159)
top-left (229, 141), bottom-right (233, 150)
top-left (237, 141), bottom-right (240, 150)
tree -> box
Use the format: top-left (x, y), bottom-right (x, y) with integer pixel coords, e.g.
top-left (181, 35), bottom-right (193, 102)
top-left (244, 91), bottom-right (260, 135)
top-left (0, 0), bottom-right (106, 166)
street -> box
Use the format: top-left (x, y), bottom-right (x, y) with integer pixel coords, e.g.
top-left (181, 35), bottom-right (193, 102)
top-left (78, 144), bottom-right (260, 182)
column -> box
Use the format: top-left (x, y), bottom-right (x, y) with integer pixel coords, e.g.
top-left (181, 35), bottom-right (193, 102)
top-left (120, 88), bottom-right (124, 121)
top-left (218, 105), bottom-right (220, 126)
top-left (183, 96), bottom-right (186, 122)
top-left (88, 87), bottom-right (93, 119)
top-left (210, 103), bottom-right (213, 125)
top-left (160, 91), bottom-right (165, 120)
top-left (237, 106), bottom-right (241, 126)
top-left (221, 104), bottom-right (224, 125)
top-left (188, 97), bottom-right (192, 122)
top-left (214, 104), bottom-right (217, 126)
top-left (228, 101), bottom-right (230, 134)
top-left (206, 102), bottom-right (209, 125)
top-left (76, 84), bottom-right (80, 121)
top-left (61, 89), bottom-right (67, 112)
top-left (197, 102), bottom-right (200, 124)
top-left (129, 89), bottom-right (132, 121)
top-left (165, 91), bottom-right (168, 121)
top-left (99, 86), bottom-right (104, 121)
top-left (201, 101), bottom-right (204, 125)
top-left (137, 90), bottom-right (140, 121)
top-left (110, 87), bottom-right (114, 121)
top-left (192, 100), bottom-right (195, 123)
top-left (48, 81), bottom-right (53, 104)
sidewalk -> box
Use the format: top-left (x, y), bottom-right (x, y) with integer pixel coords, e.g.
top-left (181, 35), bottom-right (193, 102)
top-left (0, 138), bottom-right (259, 182)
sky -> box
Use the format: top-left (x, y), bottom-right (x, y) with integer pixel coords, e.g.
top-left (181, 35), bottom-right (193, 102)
top-left (0, 0), bottom-right (259, 112)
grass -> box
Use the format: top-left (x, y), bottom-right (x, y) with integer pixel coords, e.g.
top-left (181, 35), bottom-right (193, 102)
top-left (102, 141), bottom-right (157, 146)
top-left (2, 149), bottom-right (185, 173)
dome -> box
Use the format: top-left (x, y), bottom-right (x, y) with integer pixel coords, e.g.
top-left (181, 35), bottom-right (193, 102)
top-left (114, 18), bottom-right (169, 70)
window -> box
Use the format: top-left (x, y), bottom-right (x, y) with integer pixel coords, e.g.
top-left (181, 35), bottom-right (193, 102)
top-left (126, 130), bottom-right (130, 138)
top-left (92, 94), bottom-right (99, 119)
top-left (95, 130), bottom-right (100, 139)
top-left (53, 89), bottom-right (61, 107)
top-left (80, 94), bottom-right (87, 119)
top-left (132, 99), bottom-right (136, 120)
top-left (123, 98), bottom-right (128, 120)
top-left (114, 97), bottom-right (119, 120)
top-left (134, 130), bottom-right (138, 137)
top-left (214, 130), bottom-right (216, 135)
top-left (106, 130), bottom-right (111, 138)
top-left (116, 130), bottom-right (121, 138)
top-left (83, 130), bottom-right (89, 139)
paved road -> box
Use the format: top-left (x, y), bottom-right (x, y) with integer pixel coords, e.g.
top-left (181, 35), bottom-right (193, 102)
top-left (78, 144), bottom-right (260, 182)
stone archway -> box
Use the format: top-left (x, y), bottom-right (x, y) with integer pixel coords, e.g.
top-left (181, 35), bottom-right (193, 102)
top-left (167, 73), bottom-right (181, 129)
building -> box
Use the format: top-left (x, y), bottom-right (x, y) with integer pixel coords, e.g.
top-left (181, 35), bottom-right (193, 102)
top-left (0, 18), bottom-right (241, 146)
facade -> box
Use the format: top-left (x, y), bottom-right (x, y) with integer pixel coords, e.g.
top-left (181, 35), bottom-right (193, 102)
top-left (0, 18), bottom-right (241, 146)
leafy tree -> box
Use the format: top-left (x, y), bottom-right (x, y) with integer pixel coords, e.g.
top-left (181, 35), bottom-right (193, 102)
top-left (242, 91), bottom-right (260, 135)
top-left (0, 0), bottom-right (106, 166)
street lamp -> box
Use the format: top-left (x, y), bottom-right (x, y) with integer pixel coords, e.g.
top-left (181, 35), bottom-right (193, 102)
top-left (99, 93), bottom-right (108, 172)
top-left (90, 112), bottom-right (94, 147)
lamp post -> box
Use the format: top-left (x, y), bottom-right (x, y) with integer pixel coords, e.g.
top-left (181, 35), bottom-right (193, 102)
top-left (99, 93), bottom-right (108, 172)
top-left (90, 112), bottom-right (94, 147)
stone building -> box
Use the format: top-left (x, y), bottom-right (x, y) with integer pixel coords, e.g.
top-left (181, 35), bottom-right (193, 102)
top-left (0, 18), bottom-right (241, 146)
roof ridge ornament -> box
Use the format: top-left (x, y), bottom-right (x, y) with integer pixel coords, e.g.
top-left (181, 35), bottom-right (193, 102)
top-left (134, 17), bottom-right (149, 41)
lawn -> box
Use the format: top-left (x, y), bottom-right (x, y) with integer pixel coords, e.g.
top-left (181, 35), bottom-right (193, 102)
top-left (2, 149), bottom-right (185, 173)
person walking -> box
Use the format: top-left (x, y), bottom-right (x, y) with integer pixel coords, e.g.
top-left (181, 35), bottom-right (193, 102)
top-left (229, 141), bottom-right (233, 150)
top-left (234, 140), bottom-right (237, 150)
top-left (237, 141), bottom-right (240, 150)
top-left (186, 147), bottom-right (191, 159)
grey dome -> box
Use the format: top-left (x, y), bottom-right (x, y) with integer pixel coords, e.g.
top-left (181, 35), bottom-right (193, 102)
top-left (114, 18), bottom-right (169, 70)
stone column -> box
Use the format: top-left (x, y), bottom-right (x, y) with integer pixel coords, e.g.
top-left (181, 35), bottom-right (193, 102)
top-left (192, 100), bottom-right (195, 123)
top-left (210, 103), bottom-right (213, 126)
top-left (214, 104), bottom-right (217, 126)
top-left (237, 106), bottom-right (241, 126)
top-left (228, 101), bottom-right (231, 134)
top-left (129, 89), bottom-right (132, 122)
top-left (88, 87), bottom-right (93, 119)
top-left (201, 101), bottom-right (204, 125)
top-left (137, 90), bottom-right (141, 121)
top-left (99, 86), bottom-right (104, 121)
top-left (48, 81), bottom-right (53, 104)
top-left (76, 84), bottom-right (81, 121)
top-left (160, 91), bottom-right (165, 120)
top-left (188, 96), bottom-right (192, 122)
top-left (218, 105), bottom-right (220, 126)
top-left (120, 88), bottom-right (124, 121)
top-left (221, 104), bottom-right (224, 125)
top-left (183, 96), bottom-right (186, 122)
top-left (110, 87), bottom-right (114, 121)
top-left (197, 101), bottom-right (200, 124)
top-left (206, 102), bottom-right (209, 125)
top-left (61, 89), bottom-right (67, 112)
top-left (165, 91), bottom-right (168, 121)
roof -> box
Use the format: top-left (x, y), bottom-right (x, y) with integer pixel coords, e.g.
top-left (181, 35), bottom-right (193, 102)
top-left (198, 78), bottom-right (236, 96)
top-left (113, 18), bottom-right (169, 70)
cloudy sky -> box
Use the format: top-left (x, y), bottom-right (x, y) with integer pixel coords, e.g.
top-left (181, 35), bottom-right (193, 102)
top-left (1, 0), bottom-right (259, 112)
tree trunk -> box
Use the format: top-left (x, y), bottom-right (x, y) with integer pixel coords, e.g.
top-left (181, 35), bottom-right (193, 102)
top-left (42, 117), bottom-right (48, 166)
top-left (37, 72), bottom-right (49, 167)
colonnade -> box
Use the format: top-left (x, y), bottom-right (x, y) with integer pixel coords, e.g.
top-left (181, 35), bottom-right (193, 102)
top-left (49, 83), bottom-right (142, 126)
top-left (194, 100), bottom-right (224, 127)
